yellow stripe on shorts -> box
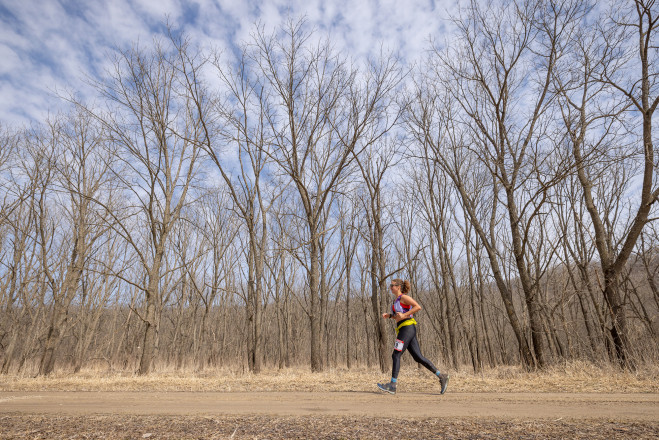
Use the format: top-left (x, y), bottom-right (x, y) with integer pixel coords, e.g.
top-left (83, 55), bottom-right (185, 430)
top-left (395, 318), bottom-right (417, 335)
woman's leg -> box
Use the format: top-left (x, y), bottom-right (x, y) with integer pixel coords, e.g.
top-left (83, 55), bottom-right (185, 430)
top-left (391, 325), bottom-right (415, 379)
top-left (407, 331), bottom-right (439, 374)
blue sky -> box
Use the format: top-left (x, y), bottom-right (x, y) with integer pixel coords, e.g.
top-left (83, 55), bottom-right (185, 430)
top-left (0, 0), bottom-right (457, 126)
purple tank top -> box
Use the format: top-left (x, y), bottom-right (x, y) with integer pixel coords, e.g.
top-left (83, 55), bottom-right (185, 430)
top-left (392, 295), bottom-right (413, 318)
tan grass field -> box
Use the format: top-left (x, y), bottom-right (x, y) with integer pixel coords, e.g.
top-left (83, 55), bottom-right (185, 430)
top-left (1, 361), bottom-right (658, 393)
top-left (2, 392), bottom-right (658, 439)
top-left (2, 362), bottom-right (658, 439)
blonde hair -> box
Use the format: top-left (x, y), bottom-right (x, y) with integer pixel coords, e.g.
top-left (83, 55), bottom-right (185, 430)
top-left (392, 278), bottom-right (411, 294)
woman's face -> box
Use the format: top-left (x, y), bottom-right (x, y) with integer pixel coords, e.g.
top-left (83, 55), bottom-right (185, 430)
top-left (389, 282), bottom-right (401, 296)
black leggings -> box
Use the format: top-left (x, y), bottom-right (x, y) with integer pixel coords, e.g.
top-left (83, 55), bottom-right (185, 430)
top-left (392, 324), bottom-right (438, 379)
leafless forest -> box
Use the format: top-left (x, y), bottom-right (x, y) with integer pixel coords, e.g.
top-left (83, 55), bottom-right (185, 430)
top-left (1, 0), bottom-right (658, 377)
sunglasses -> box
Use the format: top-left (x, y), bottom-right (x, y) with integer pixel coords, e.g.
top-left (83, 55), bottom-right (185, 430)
top-left (390, 284), bottom-right (399, 288)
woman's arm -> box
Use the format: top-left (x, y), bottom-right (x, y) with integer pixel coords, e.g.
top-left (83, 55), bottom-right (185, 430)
top-left (399, 294), bottom-right (422, 318)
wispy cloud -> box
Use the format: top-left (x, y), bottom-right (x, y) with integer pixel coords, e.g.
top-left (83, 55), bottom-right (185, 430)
top-left (0, 0), bottom-right (459, 126)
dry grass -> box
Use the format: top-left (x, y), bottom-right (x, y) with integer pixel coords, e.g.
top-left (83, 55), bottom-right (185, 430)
top-left (1, 360), bottom-right (657, 393)
top-left (2, 414), bottom-right (658, 440)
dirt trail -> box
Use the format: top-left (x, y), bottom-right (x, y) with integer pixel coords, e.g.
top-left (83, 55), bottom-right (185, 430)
top-left (1, 391), bottom-right (657, 420)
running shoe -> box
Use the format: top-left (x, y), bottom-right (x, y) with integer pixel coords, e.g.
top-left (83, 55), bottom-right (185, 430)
top-left (377, 382), bottom-right (397, 394)
top-left (438, 373), bottom-right (450, 394)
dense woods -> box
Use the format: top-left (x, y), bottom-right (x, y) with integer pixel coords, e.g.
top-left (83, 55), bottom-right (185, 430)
top-left (1, 0), bottom-right (658, 376)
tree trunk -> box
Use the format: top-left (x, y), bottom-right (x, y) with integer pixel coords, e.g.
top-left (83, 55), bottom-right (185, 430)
top-left (309, 239), bottom-right (322, 372)
top-left (139, 259), bottom-right (163, 375)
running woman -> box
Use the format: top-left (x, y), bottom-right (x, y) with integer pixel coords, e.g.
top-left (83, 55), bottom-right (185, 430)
top-left (377, 279), bottom-right (449, 395)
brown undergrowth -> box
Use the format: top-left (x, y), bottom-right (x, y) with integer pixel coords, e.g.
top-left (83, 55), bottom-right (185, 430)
top-left (1, 360), bottom-right (657, 393)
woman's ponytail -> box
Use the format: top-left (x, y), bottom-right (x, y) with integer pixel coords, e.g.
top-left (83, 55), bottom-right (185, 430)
top-left (393, 279), bottom-right (411, 294)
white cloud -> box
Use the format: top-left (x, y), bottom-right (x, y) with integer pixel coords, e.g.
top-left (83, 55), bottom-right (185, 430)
top-left (0, 0), bottom-right (462, 126)
top-left (132, 0), bottom-right (182, 21)
top-left (0, 43), bottom-right (20, 75)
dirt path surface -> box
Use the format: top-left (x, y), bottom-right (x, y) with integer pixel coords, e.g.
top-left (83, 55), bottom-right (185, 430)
top-left (1, 391), bottom-right (658, 420)
top-left (1, 391), bottom-right (658, 439)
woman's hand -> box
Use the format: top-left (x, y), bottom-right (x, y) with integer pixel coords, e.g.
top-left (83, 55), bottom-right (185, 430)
top-left (383, 312), bottom-right (407, 321)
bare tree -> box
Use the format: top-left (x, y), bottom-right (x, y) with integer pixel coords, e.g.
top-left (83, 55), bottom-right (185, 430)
top-left (250, 19), bottom-right (401, 371)
top-left (0, 130), bottom-right (42, 374)
top-left (191, 190), bottom-right (239, 369)
top-left (0, 125), bottom-right (23, 226)
top-left (36, 111), bottom-right (116, 375)
top-left (338, 193), bottom-right (362, 368)
top-left (412, 159), bottom-right (471, 370)
top-left (354, 136), bottom-right (407, 371)
top-left (408, 0), bottom-right (585, 369)
top-left (80, 36), bottom-right (203, 374)
top-left (193, 46), bottom-right (282, 373)
top-left (72, 233), bottom-right (122, 373)
top-left (554, 0), bottom-right (659, 367)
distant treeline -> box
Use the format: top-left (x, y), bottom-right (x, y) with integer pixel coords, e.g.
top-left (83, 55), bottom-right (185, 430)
top-left (1, 0), bottom-right (658, 376)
